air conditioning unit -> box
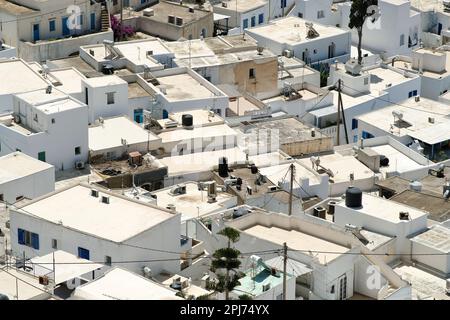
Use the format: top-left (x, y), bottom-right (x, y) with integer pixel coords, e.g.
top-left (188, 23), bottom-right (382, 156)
top-left (39, 276), bottom-right (49, 286)
top-left (283, 49), bottom-right (294, 58)
top-left (75, 161), bottom-right (85, 170)
top-left (170, 184), bottom-right (186, 195)
top-left (143, 8), bottom-right (155, 17)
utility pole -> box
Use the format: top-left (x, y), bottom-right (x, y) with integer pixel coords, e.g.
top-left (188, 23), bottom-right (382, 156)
top-left (288, 163), bottom-right (295, 216)
top-left (282, 242), bottom-right (287, 300)
top-left (336, 79), bottom-right (342, 145)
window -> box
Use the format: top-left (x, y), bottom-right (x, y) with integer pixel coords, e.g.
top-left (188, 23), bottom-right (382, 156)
top-left (51, 118), bottom-right (55, 124)
top-left (258, 13), bottom-right (264, 24)
top-left (353, 135), bottom-right (358, 143)
top-left (249, 68), bottom-right (255, 79)
top-left (352, 119), bottom-right (358, 130)
top-left (364, 77), bottom-right (369, 85)
top-left (78, 247), bottom-right (90, 260)
top-left (106, 92), bottom-right (115, 105)
top-left (408, 90), bottom-right (418, 98)
top-left (243, 18), bottom-right (248, 29)
top-left (339, 274), bottom-right (347, 300)
top-left (141, 0), bottom-right (146, 4)
top-left (16, 148), bottom-right (21, 152)
top-left (38, 151), bottom-right (46, 162)
top-left (52, 239), bottom-right (58, 249)
top-left (90, 12), bottom-right (96, 30)
top-left (105, 256), bottom-right (112, 266)
top-left (77, 14), bottom-right (84, 26)
top-left (281, 0), bottom-right (287, 8)
top-left (85, 87), bottom-right (89, 104)
top-left (75, 146), bottom-right (81, 155)
top-left (18, 229), bottom-right (39, 250)
top-left (362, 131), bottom-right (374, 139)
top-left (251, 16), bottom-right (256, 27)
top-left (400, 34), bottom-right (405, 46)
top-left (49, 19), bottom-right (56, 32)
top-left (317, 10), bottom-right (325, 19)
top-left (298, 12), bottom-right (303, 18)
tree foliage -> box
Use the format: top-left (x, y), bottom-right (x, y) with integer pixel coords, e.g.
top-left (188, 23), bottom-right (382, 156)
top-left (348, 0), bottom-right (378, 64)
top-left (210, 227), bottom-right (242, 300)
top-left (110, 15), bottom-right (135, 41)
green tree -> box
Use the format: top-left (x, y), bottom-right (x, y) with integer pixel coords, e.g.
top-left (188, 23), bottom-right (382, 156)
top-left (210, 227), bottom-right (242, 300)
top-left (348, 0), bottom-right (379, 65)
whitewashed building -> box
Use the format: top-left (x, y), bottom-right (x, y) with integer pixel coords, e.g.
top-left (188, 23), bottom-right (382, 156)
top-left (9, 184), bottom-right (182, 276)
top-left (0, 152), bottom-right (54, 204)
top-left (0, 88), bottom-right (88, 171)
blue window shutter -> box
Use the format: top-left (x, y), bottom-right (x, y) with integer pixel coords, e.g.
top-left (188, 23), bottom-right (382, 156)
top-left (18, 228), bottom-right (25, 245)
top-left (352, 119), bottom-right (358, 130)
top-left (31, 233), bottom-right (39, 250)
top-left (78, 247), bottom-right (90, 260)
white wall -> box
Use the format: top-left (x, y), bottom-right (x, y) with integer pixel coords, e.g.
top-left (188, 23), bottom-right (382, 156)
top-left (82, 78), bottom-right (130, 124)
top-left (0, 166), bottom-right (54, 204)
top-left (9, 208), bottom-right (181, 275)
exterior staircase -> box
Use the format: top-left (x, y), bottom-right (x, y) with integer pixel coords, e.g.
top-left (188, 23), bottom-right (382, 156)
top-left (101, 5), bottom-right (110, 32)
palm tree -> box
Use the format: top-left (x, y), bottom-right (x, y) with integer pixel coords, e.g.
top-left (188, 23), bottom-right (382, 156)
top-left (348, 0), bottom-right (379, 65)
top-left (211, 227), bottom-right (242, 300)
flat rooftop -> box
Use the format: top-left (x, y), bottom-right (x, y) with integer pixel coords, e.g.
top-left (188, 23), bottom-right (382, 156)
top-left (49, 68), bottom-right (86, 95)
top-left (0, 152), bottom-right (53, 185)
top-left (18, 184), bottom-right (177, 243)
top-left (83, 75), bottom-right (127, 87)
top-left (336, 193), bottom-right (428, 223)
top-left (239, 117), bottom-right (329, 145)
top-left (160, 147), bottom-right (247, 176)
top-left (153, 73), bottom-right (216, 101)
top-left (246, 16), bottom-right (348, 45)
top-left (0, 0), bottom-right (38, 15)
top-left (297, 153), bottom-right (374, 184)
top-left (0, 59), bottom-right (49, 95)
top-left (169, 109), bottom-right (224, 127)
top-left (72, 267), bottom-right (181, 300)
top-left (368, 66), bottom-right (414, 93)
top-left (411, 224), bottom-right (450, 252)
top-left (259, 162), bottom-right (321, 186)
top-left (228, 97), bottom-right (262, 116)
top-left (16, 91), bottom-right (85, 114)
top-left (142, 1), bottom-right (211, 25)
top-left (158, 123), bottom-right (237, 144)
top-left (369, 144), bottom-right (426, 175)
top-left (394, 50), bottom-right (450, 79)
top-left (128, 82), bottom-right (151, 99)
top-left (89, 117), bottom-right (161, 152)
top-left (151, 182), bottom-right (236, 220)
top-left (214, 0), bottom-right (267, 12)
top-left (357, 98), bottom-right (450, 140)
top-left (243, 225), bottom-right (349, 264)
top-left (394, 263), bottom-right (450, 300)
top-left (391, 190), bottom-right (450, 222)
top-left (47, 56), bottom-right (103, 78)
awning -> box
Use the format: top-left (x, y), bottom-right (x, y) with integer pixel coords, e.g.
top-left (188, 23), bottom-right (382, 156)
top-left (264, 256), bottom-right (313, 277)
top-left (214, 13), bottom-right (230, 21)
top-left (30, 250), bottom-right (104, 285)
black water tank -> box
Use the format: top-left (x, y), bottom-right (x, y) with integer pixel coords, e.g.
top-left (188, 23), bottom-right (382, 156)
top-left (345, 187), bottom-right (362, 208)
top-left (380, 155), bottom-right (389, 167)
top-left (250, 164), bottom-right (258, 174)
top-left (182, 114), bottom-right (193, 127)
top-left (218, 157), bottom-right (229, 177)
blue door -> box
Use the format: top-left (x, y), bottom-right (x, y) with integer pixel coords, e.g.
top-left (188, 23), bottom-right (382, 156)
top-left (78, 247), bottom-right (90, 260)
top-left (162, 109), bottom-right (169, 119)
top-left (134, 109), bottom-right (144, 123)
top-left (33, 24), bottom-right (40, 41)
top-left (90, 12), bottom-right (96, 30)
top-left (438, 23), bottom-right (443, 36)
top-left (62, 17), bottom-right (70, 36)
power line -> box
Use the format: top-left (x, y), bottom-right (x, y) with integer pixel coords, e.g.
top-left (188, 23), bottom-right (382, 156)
top-left (0, 267), bottom-right (61, 300)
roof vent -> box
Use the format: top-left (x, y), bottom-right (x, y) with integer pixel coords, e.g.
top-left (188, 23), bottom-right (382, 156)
top-left (101, 196), bottom-right (110, 204)
top-left (399, 211), bottom-right (410, 220)
top-left (46, 85), bottom-right (52, 94)
top-left (428, 117), bottom-right (435, 124)
top-left (415, 96), bottom-right (420, 102)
